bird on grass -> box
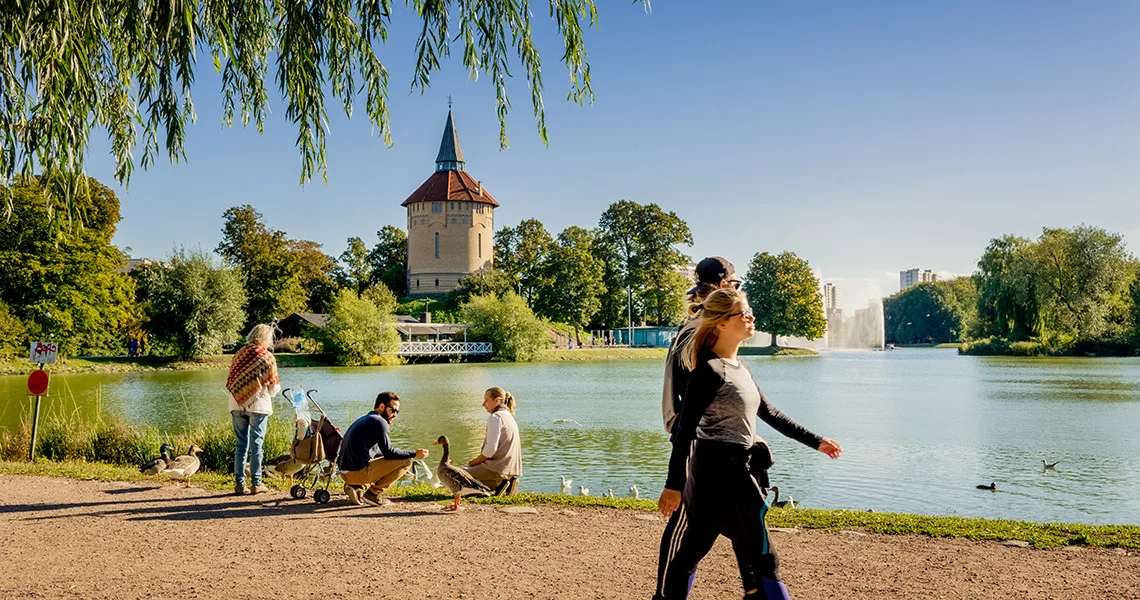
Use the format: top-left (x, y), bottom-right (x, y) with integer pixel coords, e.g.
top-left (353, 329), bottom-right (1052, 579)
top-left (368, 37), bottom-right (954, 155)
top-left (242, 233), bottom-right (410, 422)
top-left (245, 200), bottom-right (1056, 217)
top-left (433, 435), bottom-right (491, 512)
top-left (629, 485), bottom-right (639, 499)
top-left (138, 444), bottom-right (173, 479)
top-left (976, 482), bottom-right (997, 491)
top-left (604, 489), bottom-right (614, 499)
top-left (263, 453), bottom-right (306, 486)
top-left (768, 486), bottom-right (799, 509)
top-left (578, 486), bottom-right (591, 497)
top-left (162, 445), bottom-right (202, 487)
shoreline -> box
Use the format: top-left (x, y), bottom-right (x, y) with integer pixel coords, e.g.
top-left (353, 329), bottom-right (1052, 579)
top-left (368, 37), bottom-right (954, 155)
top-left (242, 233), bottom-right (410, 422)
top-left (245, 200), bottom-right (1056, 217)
top-left (2, 459), bottom-right (1136, 550)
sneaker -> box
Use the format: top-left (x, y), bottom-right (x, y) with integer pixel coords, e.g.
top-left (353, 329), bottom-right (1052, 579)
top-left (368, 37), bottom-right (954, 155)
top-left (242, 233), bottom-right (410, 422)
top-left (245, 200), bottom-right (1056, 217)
top-left (234, 484), bottom-right (248, 496)
top-left (361, 491), bottom-right (391, 507)
top-left (344, 483), bottom-right (362, 505)
top-left (250, 483), bottom-right (269, 495)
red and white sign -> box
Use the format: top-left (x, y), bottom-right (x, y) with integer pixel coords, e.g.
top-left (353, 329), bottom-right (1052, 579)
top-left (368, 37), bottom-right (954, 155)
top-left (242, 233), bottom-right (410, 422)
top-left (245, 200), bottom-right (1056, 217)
top-left (27, 369), bottom-right (49, 396)
top-left (29, 341), bottom-right (58, 364)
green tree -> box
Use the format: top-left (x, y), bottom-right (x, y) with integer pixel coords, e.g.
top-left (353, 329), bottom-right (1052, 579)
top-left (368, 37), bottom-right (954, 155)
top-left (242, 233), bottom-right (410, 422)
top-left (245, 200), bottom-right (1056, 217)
top-left (538, 226), bottom-right (605, 345)
top-left (141, 250), bottom-right (247, 358)
top-left (449, 268), bottom-right (515, 309)
top-left (367, 226), bottom-right (408, 297)
top-left (461, 292), bottom-right (549, 362)
top-left (0, 175), bottom-right (137, 354)
top-left (494, 219), bottom-right (554, 303)
top-left (0, 300), bottom-right (28, 358)
top-left (974, 235), bottom-right (1040, 340)
top-left (314, 286), bottom-right (400, 366)
top-left (338, 236), bottom-right (374, 295)
top-left (597, 200), bottom-right (692, 327)
top-left (1030, 226), bottom-right (1135, 340)
top-left (743, 251), bottom-right (826, 347)
top-left (216, 205), bottom-right (306, 327)
top-left (2, 1), bottom-right (633, 217)
top-left (288, 239), bottom-right (339, 313)
top-left (884, 278), bottom-right (978, 345)
top-left (1130, 274), bottom-right (1140, 348)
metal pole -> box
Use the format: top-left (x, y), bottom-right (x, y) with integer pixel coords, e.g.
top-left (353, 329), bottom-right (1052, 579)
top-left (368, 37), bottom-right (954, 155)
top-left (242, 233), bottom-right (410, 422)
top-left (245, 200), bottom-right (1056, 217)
top-left (627, 288), bottom-right (633, 347)
top-left (29, 362), bottom-right (44, 461)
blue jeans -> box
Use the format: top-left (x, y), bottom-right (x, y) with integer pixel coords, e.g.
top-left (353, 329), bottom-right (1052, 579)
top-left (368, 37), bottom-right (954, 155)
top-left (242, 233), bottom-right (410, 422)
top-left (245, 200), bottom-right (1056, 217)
top-left (232, 410), bottom-right (269, 486)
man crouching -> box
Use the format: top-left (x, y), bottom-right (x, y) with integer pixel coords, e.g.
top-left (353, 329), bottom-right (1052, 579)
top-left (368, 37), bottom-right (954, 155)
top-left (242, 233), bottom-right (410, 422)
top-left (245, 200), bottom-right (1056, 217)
top-left (337, 392), bottom-right (429, 506)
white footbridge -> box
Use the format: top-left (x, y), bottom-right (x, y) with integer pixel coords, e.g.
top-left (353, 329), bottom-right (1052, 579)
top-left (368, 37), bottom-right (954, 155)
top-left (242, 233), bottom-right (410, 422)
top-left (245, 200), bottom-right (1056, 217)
top-left (395, 341), bottom-right (492, 356)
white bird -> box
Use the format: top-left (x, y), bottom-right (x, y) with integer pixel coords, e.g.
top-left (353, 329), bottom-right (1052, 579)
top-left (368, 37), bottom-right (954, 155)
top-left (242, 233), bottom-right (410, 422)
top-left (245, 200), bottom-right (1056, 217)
top-left (553, 419), bottom-right (583, 427)
top-left (768, 486), bottom-right (799, 509)
top-left (1042, 458), bottom-right (1061, 471)
top-left (578, 486), bottom-right (591, 497)
top-left (604, 489), bottom-right (614, 498)
top-left (629, 485), bottom-right (639, 499)
top-left (560, 476), bottom-right (573, 492)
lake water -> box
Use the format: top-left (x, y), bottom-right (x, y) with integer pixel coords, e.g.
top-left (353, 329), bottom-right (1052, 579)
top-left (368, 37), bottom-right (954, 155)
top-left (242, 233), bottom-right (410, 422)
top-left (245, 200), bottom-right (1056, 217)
top-left (3, 349), bottom-right (1138, 525)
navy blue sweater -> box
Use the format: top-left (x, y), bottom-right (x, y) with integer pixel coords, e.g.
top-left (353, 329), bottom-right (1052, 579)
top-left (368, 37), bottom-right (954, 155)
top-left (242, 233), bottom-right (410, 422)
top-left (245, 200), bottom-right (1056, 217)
top-left (337, 412), bottom-right (415, 472)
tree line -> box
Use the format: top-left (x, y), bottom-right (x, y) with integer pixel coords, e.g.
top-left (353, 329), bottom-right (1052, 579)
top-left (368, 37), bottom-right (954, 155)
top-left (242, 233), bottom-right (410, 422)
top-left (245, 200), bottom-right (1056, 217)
top-left (885, 226), bottom-right (1140, 355)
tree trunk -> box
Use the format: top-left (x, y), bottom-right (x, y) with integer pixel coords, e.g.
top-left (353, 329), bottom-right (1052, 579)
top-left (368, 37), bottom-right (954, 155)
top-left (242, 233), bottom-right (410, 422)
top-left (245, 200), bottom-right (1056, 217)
top-left (770, 332), bottom-right (778, 347)
top-left (573, 321), bottom-right (581, 347)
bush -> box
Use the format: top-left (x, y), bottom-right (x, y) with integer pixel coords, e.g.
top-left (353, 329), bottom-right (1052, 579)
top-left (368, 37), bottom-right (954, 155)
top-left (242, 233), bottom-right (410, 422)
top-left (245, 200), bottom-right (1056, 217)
top-left (274, 336), bottom-right (323, 354)
top-left (312, 286), bottom-right (401, 366)
top-left (140, 250), bottom-right (247, 358)
top-left (461, 292), bottom-right (550, 362)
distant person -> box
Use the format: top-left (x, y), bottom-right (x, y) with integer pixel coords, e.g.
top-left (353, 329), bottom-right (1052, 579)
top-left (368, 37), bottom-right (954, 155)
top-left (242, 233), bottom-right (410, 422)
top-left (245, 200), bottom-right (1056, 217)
top-left (654, 256), bottom-right (742, 598)
top-left (338, 392), bottom-right (429, 506)
top-left (127, 338), bottom-right (139, 358)
top-left (657, 288), bottom-right (842, 600)
top-left (225, 323), bottom-right (280, 495)
top-left (465, 387), bottom-right (522, 494)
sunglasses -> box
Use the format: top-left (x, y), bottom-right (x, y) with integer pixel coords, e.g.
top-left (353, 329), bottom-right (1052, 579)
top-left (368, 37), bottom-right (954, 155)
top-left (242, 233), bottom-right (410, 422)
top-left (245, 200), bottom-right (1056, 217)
top-left (388, 407), bottom-right (400, 415)
top-left (727, 308), bottom-right (754, 320)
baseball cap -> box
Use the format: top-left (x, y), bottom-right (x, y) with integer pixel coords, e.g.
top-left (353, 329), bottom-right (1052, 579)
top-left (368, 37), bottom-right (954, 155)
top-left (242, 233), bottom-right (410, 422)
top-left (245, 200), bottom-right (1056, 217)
top-left (687, 256), bottom-right (740, 295)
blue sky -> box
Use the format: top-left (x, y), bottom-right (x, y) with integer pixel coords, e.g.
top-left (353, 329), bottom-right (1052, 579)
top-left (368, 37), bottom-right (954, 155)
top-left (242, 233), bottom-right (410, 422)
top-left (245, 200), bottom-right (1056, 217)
top-left (85, 1), bottom-right (1140, 310)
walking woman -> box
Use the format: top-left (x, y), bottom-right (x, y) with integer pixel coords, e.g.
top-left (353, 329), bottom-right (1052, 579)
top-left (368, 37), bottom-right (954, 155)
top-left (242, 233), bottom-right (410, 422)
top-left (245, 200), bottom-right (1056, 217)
top-left (465, 387), bottom-right (522, 494)
top-left (657, 288), bottom-right (842, 600)
top-left (225, 323), bottom-right (281, 495)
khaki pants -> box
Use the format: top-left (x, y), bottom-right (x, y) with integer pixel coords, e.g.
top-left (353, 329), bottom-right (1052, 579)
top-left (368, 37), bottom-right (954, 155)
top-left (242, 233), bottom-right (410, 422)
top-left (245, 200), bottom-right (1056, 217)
top-left (465, 464), bottom-right (505, 490)
top-left (341, 457), bottom-right (413, 495)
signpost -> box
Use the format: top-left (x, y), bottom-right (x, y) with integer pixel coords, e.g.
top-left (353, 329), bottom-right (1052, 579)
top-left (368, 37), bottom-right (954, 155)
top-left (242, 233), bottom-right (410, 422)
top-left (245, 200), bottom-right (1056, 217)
top-left (27, 341), bottom-right (56, 461)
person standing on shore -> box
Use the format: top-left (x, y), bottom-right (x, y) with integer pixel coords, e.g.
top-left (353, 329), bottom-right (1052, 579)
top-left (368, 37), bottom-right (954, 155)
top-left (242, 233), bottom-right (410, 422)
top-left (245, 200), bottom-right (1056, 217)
top-left (465, 387), bottom-right (522, 493)
top-left (658, 288), bottom-right (842, 600)
top-left (654, 256), bottom-right (741, 599)
top-left (225, 324), bottom-right (281, 495)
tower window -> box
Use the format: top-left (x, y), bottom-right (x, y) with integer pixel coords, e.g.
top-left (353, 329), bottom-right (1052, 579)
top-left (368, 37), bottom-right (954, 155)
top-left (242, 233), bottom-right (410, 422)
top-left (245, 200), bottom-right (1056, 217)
top-left (450, 202), bottom-right (454, 210)
top-left (435, 232), bottom-right (440, 259)
top-left (432, 202), bottom-right (442, 213)
top-left (435, 278), bottom-right (439, 287)
top-left (416, 279), bottom-right (420, 288)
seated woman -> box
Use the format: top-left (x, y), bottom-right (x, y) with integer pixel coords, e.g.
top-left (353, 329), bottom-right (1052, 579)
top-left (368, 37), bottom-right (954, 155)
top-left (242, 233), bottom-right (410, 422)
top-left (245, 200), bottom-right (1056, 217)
top-left (465, 387), bottom-right (522, 495)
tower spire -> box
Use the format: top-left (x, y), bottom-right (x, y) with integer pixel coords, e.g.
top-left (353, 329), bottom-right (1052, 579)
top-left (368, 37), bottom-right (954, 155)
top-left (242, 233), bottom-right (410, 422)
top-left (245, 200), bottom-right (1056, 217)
top-left (435, 109), bottom-right (465, 172)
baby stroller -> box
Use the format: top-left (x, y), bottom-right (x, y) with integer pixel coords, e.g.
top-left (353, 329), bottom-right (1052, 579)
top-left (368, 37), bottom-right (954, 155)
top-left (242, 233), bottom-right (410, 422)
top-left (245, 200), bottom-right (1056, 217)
top-left (280, 388), bottom-right (343, 504)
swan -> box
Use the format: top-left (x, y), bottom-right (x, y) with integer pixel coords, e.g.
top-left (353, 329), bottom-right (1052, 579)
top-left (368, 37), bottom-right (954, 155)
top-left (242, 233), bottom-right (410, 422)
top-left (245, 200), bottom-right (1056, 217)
top-left (604, 489), bottom-right (614, 498)
top-left (578, 486), bottom-right (590, 497)
top-left (560, 476), bottom-right (573, 493)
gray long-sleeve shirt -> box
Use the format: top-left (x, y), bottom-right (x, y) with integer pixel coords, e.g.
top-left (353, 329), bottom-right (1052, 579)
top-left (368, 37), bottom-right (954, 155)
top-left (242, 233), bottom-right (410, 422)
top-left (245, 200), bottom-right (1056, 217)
top-left (665, 350), bottom-right (823, 491)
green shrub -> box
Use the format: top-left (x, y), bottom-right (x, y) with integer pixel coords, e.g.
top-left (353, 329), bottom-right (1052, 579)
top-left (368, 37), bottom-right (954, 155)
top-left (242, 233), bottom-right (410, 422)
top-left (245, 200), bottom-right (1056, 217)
top-left (274, 336), bottom-right (324, 354)
top-left (313, 287), bottom-right (401, 366)
top-left (461, 292), bottom-right (550, 362)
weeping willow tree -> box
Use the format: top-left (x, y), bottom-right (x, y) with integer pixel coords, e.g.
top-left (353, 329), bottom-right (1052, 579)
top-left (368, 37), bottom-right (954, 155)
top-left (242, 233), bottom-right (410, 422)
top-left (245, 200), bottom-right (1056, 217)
top-left (0, 0), bottom-right (649, 225)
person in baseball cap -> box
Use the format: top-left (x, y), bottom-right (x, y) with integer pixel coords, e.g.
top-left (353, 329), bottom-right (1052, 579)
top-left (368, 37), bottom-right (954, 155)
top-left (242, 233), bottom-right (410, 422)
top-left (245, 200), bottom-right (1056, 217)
top-left (686, 256), bottom-right (742, 297)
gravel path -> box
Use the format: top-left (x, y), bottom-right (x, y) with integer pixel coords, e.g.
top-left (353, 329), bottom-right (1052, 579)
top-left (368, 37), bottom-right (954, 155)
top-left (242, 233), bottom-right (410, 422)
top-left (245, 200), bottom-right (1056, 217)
top-left (0, 475), bottom-right (1136, 599)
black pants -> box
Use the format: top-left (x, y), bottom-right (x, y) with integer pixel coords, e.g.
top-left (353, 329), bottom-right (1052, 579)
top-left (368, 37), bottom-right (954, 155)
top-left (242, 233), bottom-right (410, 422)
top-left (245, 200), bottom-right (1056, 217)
top-left (659, 440), bottom-right (790, 600)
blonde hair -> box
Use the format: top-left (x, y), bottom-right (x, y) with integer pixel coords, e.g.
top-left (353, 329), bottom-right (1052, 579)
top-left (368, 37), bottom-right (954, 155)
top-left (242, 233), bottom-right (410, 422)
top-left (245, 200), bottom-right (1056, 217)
top-left (246, 324), bottom-right (275, 348)
top-left (486, 387), bottom-right (515, 414)
top-left (677, 288), bottom-right (747, 371)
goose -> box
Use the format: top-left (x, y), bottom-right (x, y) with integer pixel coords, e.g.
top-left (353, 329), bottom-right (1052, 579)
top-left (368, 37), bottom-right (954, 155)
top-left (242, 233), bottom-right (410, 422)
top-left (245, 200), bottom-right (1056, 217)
top-left (433, 435), bottom-right (491, 512)
top-left (138, 444), bottom-right (173, 479)
top-left (264, 453), bottom-right (306, 485)
top-left (604, 489), bottom-right (614, 499)
top-left (1042, 458), bottom-right (1061, 470)
top-left (578, 486), bottom-right (591, 497)
top-left (768, 486), bottom-right (799, 509)
top-left (560, 476), bottom-right (573, 493)
top-left (162, 445), bottom-right (203, 487)
top-left (976, 482), bottom-right (997, 491)
top-left (629, 485), bottom-right (639, 499)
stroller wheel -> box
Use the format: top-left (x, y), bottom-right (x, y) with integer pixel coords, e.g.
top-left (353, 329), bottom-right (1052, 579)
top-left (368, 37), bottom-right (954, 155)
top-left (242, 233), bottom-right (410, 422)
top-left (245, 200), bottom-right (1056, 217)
top-left (290, 484), bottom-right (307, 500)
top-left (314, 489), bottom-right (331, 504)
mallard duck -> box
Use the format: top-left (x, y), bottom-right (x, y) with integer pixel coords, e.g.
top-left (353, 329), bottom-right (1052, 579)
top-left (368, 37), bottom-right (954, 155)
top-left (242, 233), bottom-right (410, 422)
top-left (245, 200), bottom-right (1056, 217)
top-left (162, 445), bottom-right (202, 487)
top-left (433, 435), bottom-right (491, 512)
top-left (768, 486), bottom-right (799, 509)
top-left (628, 485), bottom-right (639, 499)
top-left (976, 482), bottom-right (997, 491)
top-left (138, 444), bottom-right (173, 479)
top-left (264, 453), bottom-right (305, 485)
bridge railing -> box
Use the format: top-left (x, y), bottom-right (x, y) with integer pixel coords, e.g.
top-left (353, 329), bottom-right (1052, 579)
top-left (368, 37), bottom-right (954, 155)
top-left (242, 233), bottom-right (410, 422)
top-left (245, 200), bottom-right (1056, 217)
top-left (396, 341), bottom-right (493, 356)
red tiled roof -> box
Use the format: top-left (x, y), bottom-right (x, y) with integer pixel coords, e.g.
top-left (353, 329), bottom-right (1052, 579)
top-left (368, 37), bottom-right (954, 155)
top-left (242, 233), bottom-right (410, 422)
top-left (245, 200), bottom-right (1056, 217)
top-left (401, 170), bottom-right (500, 207)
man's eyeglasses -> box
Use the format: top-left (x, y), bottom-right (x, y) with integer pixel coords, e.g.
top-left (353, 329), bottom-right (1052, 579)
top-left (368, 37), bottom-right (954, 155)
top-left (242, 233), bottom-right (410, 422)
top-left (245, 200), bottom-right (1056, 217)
top-left (728, 280), bottom-right (742, 290)
top-left (388, 407), bottom-right (400, 415)
top-left (728, 308), bottom-right (753, 320)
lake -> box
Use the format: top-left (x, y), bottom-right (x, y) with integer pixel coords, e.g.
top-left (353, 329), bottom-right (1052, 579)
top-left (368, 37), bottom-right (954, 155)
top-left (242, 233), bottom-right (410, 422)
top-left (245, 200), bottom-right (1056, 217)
top-left (3, 349), bottom-right (1138, 525)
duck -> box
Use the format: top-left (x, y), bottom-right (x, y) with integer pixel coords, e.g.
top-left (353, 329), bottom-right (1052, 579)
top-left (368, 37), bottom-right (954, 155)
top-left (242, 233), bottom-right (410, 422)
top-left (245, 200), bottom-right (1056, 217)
top-left (976, 482), bottom-right (997, 491)
top-left (578, 486), bottom-right (591, 497)
top-left (433, 435), bottom-right (491, 512)
top-left (560, 476), bottom-right (573, 493)
top-left (264, 453), bottom-right (306, 485)
top-left (768, 486), bottom-right (799, 509)
top-left (162, 445), bottom-right (202, 487)
top-left (138, 444), bottom-right (173, 479)
top-left (1042, 458), bottom-right (1061, 471)
top-left (629, 485), bottom-right (639, 499)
